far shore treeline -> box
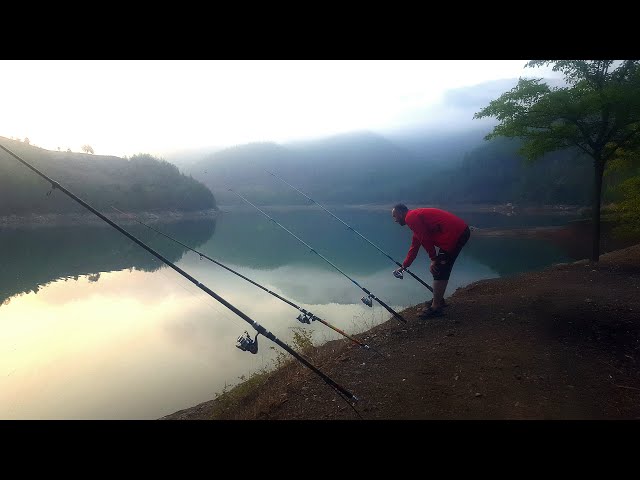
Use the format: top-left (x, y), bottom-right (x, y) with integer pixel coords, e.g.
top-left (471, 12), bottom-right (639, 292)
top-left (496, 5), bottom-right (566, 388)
top-left (0, 137), bottom-right (217, 215)
top-left (1, 127), bottom-right (637, 217)
top-left (0, 131), bottom-right (635, 216)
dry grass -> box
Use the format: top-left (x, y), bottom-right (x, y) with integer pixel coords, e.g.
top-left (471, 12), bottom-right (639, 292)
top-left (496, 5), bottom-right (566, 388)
top-left (204, 326), bottom-right (325, 419)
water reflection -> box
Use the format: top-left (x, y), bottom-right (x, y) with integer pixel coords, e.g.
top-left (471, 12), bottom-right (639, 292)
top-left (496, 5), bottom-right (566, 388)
top-left (0, 219), bottom-right (216, 305)
top-left (0, 208), bottom-right (585, 419)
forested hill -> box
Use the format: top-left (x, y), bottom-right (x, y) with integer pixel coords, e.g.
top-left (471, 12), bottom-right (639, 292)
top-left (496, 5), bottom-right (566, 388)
top-left (0, 137), bottom-right (217, 215)
top-left (403, 137), bottom-right (594, 206)
top-left (185, 130), bottom-right (595, 207)
top-left (188, 131), bottom-right (468, 205)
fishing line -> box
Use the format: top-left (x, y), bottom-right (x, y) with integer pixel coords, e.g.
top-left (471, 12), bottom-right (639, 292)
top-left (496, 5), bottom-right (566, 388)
top-left (1, 143), bottom-right (360, 409)
top-left (111, 206), bottom-right (385, 358)
top-left (227, 187), bottom-right (406, 325)
top-left (265, 170), bottom-right (435, 293)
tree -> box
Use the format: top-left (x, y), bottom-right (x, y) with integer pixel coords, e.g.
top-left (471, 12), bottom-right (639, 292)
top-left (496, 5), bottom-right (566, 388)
top-left (81, 144), bottom-right (94, 154)
top-left (474, 60), bottom-right (640, 261)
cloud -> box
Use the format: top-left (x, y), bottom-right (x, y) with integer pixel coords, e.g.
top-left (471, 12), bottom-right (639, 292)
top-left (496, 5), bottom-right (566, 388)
top-left (441, 78), bottom-right (520, 109)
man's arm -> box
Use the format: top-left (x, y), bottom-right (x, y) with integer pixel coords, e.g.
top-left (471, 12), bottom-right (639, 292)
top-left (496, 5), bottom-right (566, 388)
top-left (402, 233), bottom-right (422, 268)
top-left (422, 237), bottom-right (437, 261)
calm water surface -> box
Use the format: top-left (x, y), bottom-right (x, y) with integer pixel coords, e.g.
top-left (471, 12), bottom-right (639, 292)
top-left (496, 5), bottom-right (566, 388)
top-left (0, 207), bottom-right (583, 419)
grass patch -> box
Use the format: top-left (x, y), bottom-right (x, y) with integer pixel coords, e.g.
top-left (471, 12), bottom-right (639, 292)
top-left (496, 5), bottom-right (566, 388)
top-left (207, 326), bottom-right (315, 419)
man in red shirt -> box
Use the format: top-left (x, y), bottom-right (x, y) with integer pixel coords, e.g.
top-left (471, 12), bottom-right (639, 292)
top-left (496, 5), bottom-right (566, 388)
top-left (392, 204), bottom-right (471, 318)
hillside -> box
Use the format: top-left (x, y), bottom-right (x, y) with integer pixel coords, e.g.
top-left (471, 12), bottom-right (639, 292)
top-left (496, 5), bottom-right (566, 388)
top-left (0, 137), bottom-right (217, 215)
top-left (188, 132), bottom-right (429, 205)
top-left (183, 130), bottom-right (597, 208)
top-left (162, 240), bottom-right (640, 420)
top-left (407, 137), bottom-right (594, 205)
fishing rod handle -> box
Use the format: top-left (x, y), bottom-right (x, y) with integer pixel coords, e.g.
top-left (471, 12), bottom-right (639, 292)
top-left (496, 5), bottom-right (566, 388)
top-left (373, 296), bottom-right (406, 324)
top-left (405, 269), bottom-right (434, 293)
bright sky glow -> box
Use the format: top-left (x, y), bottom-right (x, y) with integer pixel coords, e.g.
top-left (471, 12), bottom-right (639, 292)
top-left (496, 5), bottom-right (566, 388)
top-left (0, 60), bottom-right (554, 158)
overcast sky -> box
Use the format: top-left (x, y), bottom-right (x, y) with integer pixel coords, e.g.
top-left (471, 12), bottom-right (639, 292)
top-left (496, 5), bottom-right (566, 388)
top-left (0, 60), bottom-right (560, 158)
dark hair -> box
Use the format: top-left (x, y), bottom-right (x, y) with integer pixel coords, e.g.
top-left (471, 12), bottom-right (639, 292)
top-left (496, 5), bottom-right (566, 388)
top-left (393, 203), bottom-right (408, 213)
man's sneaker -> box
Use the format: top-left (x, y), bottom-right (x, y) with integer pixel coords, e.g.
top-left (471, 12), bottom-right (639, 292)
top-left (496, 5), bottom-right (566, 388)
top-left (425, 299), bottom-right (448, 308)
top-left (418, 306), bottom-right (445, 319)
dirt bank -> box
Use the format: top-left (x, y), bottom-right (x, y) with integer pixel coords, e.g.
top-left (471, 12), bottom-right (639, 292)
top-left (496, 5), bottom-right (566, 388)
top-left (161, 242), bottom-right (640, 420)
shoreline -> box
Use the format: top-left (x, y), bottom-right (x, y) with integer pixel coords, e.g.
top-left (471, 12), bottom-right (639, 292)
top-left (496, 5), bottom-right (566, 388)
top-left (160, 242), bottom-right (640, 420)
top-left (0, 208), bottom-right (220, 229)
top-left (0, 203), bottom-right (588, 229)
top-left (216, 203), bottom-right (586, 214)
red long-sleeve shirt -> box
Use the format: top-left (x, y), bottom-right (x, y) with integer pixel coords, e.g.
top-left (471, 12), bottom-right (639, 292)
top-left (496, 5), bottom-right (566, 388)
top-left (402, 208), bottom-right (468, 267)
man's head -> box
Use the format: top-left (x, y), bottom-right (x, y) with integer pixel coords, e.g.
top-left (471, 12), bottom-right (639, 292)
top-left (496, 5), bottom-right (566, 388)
top-left (392, 203), bottom-right (409, 226)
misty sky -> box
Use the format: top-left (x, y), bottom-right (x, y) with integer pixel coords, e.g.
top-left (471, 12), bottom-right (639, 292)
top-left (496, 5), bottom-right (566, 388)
top-left (0, 60), bottom-right (560, 158)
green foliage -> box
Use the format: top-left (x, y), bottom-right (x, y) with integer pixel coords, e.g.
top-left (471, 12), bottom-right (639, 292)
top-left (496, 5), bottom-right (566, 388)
top-left (270, 326), bottom-right (314, 369)
top-left (207, 367), bottom-right (274, 418)
top-left (474, 60), bottom-right (640, 260)
top-left (0, 137), bottom-right (217, 215)
top-left (603, 142), bottom-right (640, 203)
top-left (475, 60), bottom-right (640, 164)
top-left (611, 176), bottom-right (640, 237)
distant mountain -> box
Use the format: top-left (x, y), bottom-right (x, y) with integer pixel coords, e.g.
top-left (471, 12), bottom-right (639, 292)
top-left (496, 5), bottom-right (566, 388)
top-left (159, 76), bottom-right (565, 165)
top-left (160, 73), bottom-right (583, 208)
top-left (182, 126), bottom-right (593, 208)
top-left (1, 68), bottom-right (588, 217)
top-left (186, 132), bottom-right (418, 204)
top-left (187, 130), bottom-right (475, 205)
top-left (185, 142), bottom-right (299, 205)
top-left (381, 124), bottom-right (494, 166)
top-left (161, 145), bottom-right (226, 170)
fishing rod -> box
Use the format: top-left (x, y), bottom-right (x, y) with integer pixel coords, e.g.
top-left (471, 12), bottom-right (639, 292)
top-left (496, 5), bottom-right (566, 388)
top-left (0, 144), bottom-right (359, 407)
top-left (110, 206), bottom-right (384, 358)
top-left (266, 170), bottom-right (434, 293)
top-left (227, 187), bottom-right (406, 324)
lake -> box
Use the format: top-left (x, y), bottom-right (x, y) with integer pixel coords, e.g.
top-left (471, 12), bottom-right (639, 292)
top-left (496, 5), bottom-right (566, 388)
top-left (0, 206), bottom-right (586, 419)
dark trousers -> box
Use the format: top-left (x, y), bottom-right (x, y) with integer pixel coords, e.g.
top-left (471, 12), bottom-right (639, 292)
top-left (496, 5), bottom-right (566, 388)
top-left (432, 226), bottom-right (471, 281)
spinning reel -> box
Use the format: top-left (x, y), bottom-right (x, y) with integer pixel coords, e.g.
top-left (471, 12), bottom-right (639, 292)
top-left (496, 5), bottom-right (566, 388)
top-left (296, 312), bottom-right (315, 324)
top-left (236, 331), bottom-right (260, 354)
top-left (361, 294), bottom-right (374, 307)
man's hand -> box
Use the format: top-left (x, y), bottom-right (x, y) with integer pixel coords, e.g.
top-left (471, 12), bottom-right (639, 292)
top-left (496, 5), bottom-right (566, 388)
top-left (393, 267), bottom-right (405, 279)
top-left (430, 258), bottom-right (447, 275)
top-left (430, 260), bottom-right (440, 276)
